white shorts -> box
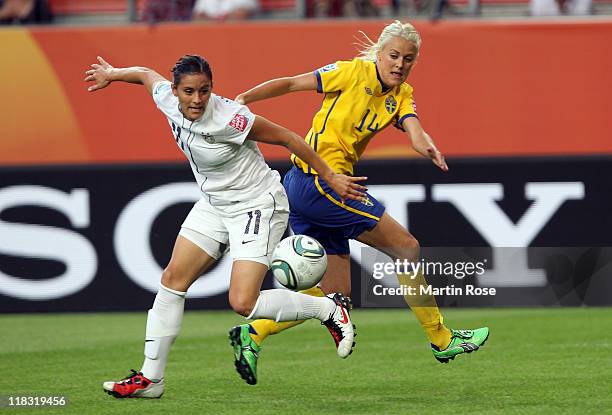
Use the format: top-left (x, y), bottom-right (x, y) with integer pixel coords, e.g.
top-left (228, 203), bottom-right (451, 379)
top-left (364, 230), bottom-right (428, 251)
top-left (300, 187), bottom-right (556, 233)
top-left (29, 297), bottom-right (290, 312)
top-left (180, 183), bottom-right (289, 266)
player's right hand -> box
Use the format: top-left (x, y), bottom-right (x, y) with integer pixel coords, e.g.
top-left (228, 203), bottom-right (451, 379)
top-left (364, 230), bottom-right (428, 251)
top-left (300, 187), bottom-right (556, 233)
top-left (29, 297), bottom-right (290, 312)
top-left (84, 56), bottom-right (114, 92)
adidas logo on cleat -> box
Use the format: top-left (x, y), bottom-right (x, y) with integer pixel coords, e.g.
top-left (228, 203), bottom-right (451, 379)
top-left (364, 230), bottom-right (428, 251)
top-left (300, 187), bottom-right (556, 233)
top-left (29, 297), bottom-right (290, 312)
top-left (459, 342), bottom-right (479, 352)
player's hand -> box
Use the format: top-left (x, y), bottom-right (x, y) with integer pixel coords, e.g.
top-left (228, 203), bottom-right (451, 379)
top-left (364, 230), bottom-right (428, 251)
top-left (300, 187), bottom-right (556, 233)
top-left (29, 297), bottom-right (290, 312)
top-left (84, 56), bottom-right (114, 92)
top-left (326, 173), bottom-right (368, 203)
top-left (427, 147), bottom-right (449, 172)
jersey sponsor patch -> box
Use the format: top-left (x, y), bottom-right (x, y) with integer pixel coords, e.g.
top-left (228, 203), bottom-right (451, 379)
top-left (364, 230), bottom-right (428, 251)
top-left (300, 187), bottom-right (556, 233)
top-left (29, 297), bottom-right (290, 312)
top-left (229, 114), bottom-right (248, 132)
top-left (318, 63), bottom-right (338, 73)
top-left (411, 100), bottom-right (418, 114)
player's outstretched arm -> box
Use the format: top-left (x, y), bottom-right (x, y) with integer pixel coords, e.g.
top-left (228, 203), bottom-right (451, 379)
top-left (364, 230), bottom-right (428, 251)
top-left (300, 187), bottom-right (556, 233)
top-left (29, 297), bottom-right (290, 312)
top-left (84, 56), bottom-right (167, 95)
top-left (402, 116), bottom-right (449, 172)
top-left (248, 115), bottom-right (368, 203)
top-left (235, 72), bottom-right (318, 105)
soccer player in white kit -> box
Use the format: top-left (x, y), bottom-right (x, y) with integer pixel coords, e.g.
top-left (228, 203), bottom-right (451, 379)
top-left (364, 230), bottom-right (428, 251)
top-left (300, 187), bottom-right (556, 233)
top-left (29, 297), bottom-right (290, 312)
top-left (84, 55), bottom-right (367, 397)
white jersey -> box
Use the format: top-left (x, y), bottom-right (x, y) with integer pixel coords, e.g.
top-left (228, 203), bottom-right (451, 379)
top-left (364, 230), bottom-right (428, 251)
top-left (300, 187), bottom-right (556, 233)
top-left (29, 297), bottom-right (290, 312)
top-left (152, 81), bottom-right (281, 205)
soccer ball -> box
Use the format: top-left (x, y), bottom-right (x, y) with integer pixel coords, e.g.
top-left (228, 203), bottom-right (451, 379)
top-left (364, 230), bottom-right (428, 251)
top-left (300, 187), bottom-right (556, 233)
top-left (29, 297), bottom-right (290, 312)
top-left (270, 235), bottom-right (327, 291)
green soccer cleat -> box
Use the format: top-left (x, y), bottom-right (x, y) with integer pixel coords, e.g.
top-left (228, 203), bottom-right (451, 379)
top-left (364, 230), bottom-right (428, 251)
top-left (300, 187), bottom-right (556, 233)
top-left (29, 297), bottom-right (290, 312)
top-left (431, 327), bottom-right (490, 363)
top-left (229, 324), bottom-right (261, 385)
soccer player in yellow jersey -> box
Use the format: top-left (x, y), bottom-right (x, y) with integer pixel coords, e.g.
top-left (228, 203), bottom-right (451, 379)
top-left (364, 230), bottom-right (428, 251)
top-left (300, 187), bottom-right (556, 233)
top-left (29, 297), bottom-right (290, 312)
top-left (233, 20), bottom-right (490, 384)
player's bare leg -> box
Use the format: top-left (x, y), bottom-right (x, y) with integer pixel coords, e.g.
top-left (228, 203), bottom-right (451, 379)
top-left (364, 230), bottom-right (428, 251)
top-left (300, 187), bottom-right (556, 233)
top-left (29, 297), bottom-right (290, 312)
top-left (319, 254), bottom-right (352, 296)
top-left (228, 260), bottom-right (355, 385)
top-left (103, 235), bottom-right (217, 398)
top-left (358, 212), bottom-right (489, 362)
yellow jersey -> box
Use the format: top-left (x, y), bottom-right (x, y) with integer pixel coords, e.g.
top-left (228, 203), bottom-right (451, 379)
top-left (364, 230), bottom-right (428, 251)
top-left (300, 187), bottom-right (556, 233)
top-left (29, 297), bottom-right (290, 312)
top-left (292, 59), bottom-right (417, 175)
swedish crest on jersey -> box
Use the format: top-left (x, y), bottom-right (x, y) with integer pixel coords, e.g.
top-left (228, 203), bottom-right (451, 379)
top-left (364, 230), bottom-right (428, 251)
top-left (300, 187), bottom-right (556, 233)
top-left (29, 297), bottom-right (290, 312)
top-left (385, 96), bottom-right (397, 114)
top-left (361, 196), bottom-right (374, 207)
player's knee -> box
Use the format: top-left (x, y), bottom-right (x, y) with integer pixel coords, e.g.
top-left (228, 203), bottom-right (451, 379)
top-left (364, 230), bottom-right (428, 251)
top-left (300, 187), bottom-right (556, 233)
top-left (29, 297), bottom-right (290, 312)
top-left (161, 265), bottom-right (186, 291)
top-left (397, 234), bottom-right (420, 261)
top-left (407, 235), bottom-right (420, 250)
top-left (229, 295), bottom-right (256, 317)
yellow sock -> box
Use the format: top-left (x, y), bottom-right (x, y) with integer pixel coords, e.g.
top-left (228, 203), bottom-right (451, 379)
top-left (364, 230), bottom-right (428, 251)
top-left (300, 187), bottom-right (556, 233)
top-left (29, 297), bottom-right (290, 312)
top-left (249, 286), bottom-right (326, 346)
top-left (398, 271), bottom-right (452, 349)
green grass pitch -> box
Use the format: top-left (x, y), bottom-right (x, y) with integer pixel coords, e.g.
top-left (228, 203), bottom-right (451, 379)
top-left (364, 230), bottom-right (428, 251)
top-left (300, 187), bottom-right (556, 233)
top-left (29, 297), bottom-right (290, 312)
top-left (1, 308), bottom-right (610, 414)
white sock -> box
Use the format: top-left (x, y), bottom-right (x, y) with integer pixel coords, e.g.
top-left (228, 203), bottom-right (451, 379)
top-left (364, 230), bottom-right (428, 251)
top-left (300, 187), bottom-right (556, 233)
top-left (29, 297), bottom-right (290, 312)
top-left (140, 284), bottom-right (186, 381)
top-left (247, 289), bottom-right (335, 322)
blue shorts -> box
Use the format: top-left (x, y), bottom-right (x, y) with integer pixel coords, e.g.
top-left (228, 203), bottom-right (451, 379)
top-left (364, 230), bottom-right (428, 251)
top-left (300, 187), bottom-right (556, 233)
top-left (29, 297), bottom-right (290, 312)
top-left (283, 167), bottom-right (385, 255)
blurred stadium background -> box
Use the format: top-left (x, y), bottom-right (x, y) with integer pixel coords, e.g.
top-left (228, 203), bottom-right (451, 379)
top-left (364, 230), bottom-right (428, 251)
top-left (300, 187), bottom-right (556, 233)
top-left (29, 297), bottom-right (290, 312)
top-left (1, 1), bottom-right (611, 412)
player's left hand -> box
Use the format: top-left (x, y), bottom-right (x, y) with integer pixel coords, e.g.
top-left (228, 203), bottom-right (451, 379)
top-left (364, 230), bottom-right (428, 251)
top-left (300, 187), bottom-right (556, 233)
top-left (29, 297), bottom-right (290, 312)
top-left (326, 173), bottom-right (368, 204)
top-left (427, 148), bottom-right (449, 172)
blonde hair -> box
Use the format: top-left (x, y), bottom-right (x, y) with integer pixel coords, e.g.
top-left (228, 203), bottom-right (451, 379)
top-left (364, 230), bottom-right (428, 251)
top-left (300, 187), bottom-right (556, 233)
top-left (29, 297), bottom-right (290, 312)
top-left (356, 20), bottom-right (421, 61)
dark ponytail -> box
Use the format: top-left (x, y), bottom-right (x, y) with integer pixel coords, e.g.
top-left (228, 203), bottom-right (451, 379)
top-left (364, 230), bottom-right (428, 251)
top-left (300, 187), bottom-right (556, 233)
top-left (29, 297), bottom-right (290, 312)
top-left (171, 55), bottom-right (213, 85)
